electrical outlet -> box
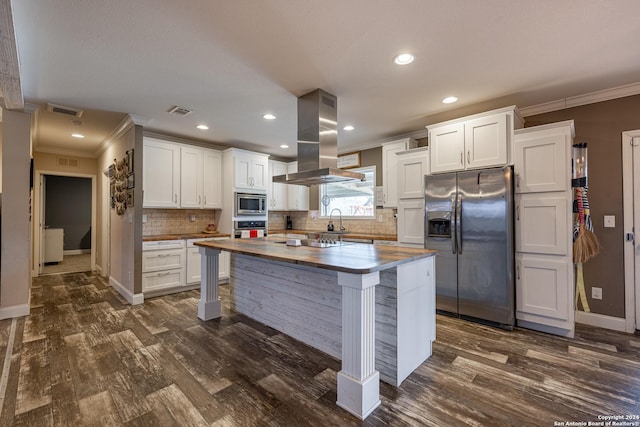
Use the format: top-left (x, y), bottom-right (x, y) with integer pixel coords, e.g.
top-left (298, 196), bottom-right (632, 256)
top-left (378, 215), bottom-right (383, 223)
top-left (189, 214), bottom-right (196, 222)
top-left (142, 214), bottom-right (147, 223)
top-left (592, 287), bottom-right (602, 300)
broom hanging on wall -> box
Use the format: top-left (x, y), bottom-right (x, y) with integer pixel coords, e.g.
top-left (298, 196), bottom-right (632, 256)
top-left (572, 143), bottom-right (601, 312)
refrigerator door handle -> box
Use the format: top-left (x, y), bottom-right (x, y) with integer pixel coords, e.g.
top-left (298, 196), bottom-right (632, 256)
top-left (456, 193), bottom-right (463, 255)
top-left (451, 194), bottom-right (457, 254)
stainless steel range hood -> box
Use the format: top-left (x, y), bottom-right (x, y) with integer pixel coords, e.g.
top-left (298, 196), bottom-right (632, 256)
top-left (272, 89), bottom-right (365, 186)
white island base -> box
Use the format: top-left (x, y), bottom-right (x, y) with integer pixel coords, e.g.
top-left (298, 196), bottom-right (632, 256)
top-left (198, 245), bottom-right (436, 419)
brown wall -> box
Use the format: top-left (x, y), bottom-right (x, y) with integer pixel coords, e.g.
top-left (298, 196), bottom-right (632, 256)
top-left (525, 94), bottom-right (640, 318)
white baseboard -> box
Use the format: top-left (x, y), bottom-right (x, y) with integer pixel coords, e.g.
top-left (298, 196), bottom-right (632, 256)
top-left (64, 249), bottom-right (91, 256)
top-left (109, 276), bottom-right (144, 305)
top-left (575, 310), bottom-right (627, 332)
top-left (0, 304), bottom-right (30, 320)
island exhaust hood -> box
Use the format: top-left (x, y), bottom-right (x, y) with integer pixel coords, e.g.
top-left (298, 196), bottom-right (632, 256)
top-left (272, 89), bottom-right (365, 186)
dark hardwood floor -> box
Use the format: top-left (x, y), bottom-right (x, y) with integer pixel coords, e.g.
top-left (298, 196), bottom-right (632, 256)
top-left (1, 272), bottom-right (639, 426)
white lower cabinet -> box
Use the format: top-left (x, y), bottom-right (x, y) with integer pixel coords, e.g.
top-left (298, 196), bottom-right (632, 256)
top-left (186, 238), bottom-right (230, 284)
top-left (516, 254), bottom-right (572, 330)
top-left (142, 240), bottom-right (186, 293)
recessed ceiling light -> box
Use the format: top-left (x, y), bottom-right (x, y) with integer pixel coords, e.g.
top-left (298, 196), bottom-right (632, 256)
top-left (196, 124), bottom-right (209, 130)
top-left (280, 144), bottom-right (289, 149)
top-left (71, 133), bottom-right (85, 139)
top-left (442, 96), bottom-right (458, 104)
top-left (263, 113), bottom-right (276, 120)
top-left (394, 53), bottom-right (414, 65)
top-left (343, 125), bottom-right (354, 131)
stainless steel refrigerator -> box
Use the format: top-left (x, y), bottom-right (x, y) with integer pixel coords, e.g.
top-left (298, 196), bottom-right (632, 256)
top-left (424, 166), bottom-right (514, 328)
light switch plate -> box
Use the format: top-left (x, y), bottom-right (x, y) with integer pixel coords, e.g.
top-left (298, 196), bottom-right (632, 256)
top-left (604, 215), bottom-right (615, 228)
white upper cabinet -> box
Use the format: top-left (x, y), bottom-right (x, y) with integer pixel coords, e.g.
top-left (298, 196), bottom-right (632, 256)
top-left (428, 106), bottom-right (522, 174)
top-left (202, 150), bottom-right (222, 208)
top-left (382, 138), bottom-right (418, 207)
top-left (229, 149), bottom-right (269, 192)
top-left (397, 148), bottom-right (430, 199)
top-left (180, 146), bottom-right (203, 208)
top-left (464, 113), bottom-right (508, 169)
top-left (268, 160), bottom-right (288, 210)
top-left (180, 146), bottom-right (222, 209)
top-left (287, 162), bottom-right (309, 211)
top-left (514, 122), bottom-right (572, 194)
top-left (143, 138), bottom-right (181, 208)
top-left (429, 123), bottom-right (465, 173)
top-left (144, 137), bottom-right (221, 209)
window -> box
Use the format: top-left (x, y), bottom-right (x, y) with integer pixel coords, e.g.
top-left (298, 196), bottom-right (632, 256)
top-left (319, 166), bottom-right (376, 218)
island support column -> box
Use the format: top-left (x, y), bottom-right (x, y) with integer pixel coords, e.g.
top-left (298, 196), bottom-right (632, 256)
top-left (198, 246), bottom-right (222, 320)
top-left (336, 271), bottom-right (381, 419)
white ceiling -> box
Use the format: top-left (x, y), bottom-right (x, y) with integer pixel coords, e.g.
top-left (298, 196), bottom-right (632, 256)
top-left (9, 0), bottom-right (640, 158)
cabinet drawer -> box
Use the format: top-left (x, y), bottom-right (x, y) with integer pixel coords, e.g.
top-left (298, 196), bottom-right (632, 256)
top-left (142, 249), bottom-right (186, 273)
top-left (142, 269), bottom-right (185, 292)
top-left (143, 240), bottom-right (185, 251)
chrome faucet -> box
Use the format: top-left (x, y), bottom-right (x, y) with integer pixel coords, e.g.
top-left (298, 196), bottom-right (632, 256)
top-left (328, 208), bottom-right (345, 232)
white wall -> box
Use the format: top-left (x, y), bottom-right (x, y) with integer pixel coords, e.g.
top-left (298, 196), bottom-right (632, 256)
top-left (98, 124), bottom-right (137, 295)
top-left (0, 110), bottom-right (32, 317)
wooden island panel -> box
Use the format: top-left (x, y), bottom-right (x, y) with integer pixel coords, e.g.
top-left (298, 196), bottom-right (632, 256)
top-left (194, 237), bottom-right (437, 419)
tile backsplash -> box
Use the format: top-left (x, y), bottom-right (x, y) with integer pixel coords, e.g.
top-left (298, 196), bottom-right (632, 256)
top-left (268, 209), bottom-right (397, 236)
top-left (143, 209), bottom-right (220, 235)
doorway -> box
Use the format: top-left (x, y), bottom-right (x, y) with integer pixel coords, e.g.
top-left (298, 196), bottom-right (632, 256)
top-left (622, 130), bottom-right (640, 332)
top-left (33, 171), bottom-right (97, 276)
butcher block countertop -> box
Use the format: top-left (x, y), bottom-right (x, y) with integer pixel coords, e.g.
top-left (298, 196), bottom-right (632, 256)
top-left (143, 232), bottom-right (231, 241)
top-left (269, 229), bottom-right (397, 241)
top-left (195, 237), bottom-right (436, 274)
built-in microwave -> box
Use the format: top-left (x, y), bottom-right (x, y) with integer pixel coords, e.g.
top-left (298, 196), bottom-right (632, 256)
top-left (235, 192), bottom-right (267, 215)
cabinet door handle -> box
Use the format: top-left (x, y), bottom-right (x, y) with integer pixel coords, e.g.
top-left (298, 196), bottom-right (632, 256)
top-left (174, 194), bottom-right (178, 203)
top-left (198, 195), bottom-right (201, 205)
top-left (515, 173), bottom-right (520, 189)
top-left (516, 204), bottom-right (520, 221)
top-left (203, 196), bottom-right (206, 205)
top-left (460, 152), bottom-right (463, 165)
top-left (516, 263), bottom-right (520, 281)
top-left (467, 150), bottom-right (470, 164)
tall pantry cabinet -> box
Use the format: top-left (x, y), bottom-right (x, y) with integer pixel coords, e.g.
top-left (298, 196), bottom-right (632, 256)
top-left (513, 121), bottom-right (575, 337)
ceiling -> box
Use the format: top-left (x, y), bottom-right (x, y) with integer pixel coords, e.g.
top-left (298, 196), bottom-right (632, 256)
top-left (7, 0), bottom-right (640, 159)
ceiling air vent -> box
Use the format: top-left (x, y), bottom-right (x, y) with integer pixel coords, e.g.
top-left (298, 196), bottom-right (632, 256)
top-left (167, 106), bottom-right (193, 117)
top-left (57, 157), bottom-right (79, 168)
top-left (47, 103), bottom-right (84, 118)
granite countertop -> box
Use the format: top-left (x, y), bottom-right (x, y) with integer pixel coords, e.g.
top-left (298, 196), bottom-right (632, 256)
top-left (143, 232), bottom-right (231, 241)
top-left (195, 236), bottom-right (435, 274)
top-left (268, 229), bottom-right (397, 241)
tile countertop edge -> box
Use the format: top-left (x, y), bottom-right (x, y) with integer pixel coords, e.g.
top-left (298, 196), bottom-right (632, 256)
top-left (143, 233), bottom-right (231, 241)
top-left (269, 229), bottom-right (397, 241)
top-left (195, 238), bottom-right (436, 274)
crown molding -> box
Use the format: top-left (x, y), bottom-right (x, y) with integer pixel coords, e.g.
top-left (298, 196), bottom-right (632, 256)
top-left (33, 145), bottom-right (97, 158)
top-left (94, 115), bottom-right (135, 156)
top-left (519, 81), bottom-right (640, 117)
top-left (339, 128), bottom-right (429, 154)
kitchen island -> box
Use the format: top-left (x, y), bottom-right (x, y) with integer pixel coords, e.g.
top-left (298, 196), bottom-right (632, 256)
top-left (195, 237), bottom-right (437, 419)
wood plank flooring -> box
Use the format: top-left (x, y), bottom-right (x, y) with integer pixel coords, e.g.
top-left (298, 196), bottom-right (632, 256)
top-left (1, 272), bottom-right (639, 426)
